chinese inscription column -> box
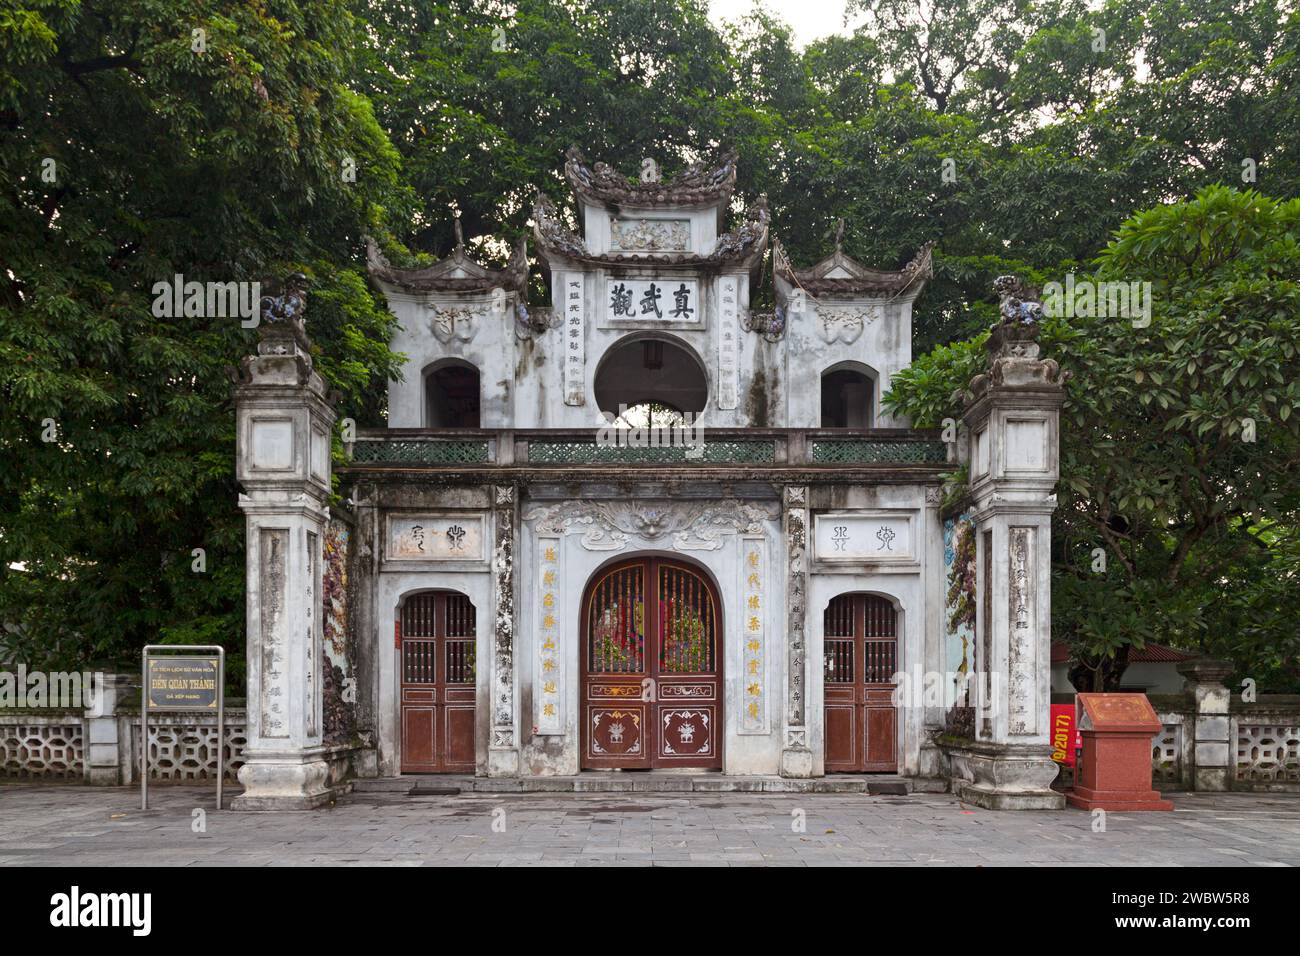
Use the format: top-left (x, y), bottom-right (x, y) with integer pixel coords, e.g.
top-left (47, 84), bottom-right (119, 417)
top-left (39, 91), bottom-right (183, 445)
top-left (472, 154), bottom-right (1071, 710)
top-left (740, 535), bottom-right (767, 734)
top-left (717, 276), bottom-right (739, 410)
top-left (561, 272), bottom-right (585, 406)
top-left (780, 485), bottom-right (813, 777)
top-left (534, 536), bottom-right (562, 735)
top-left (232, 307), bottom-right (335, 810)
top-left (489, 485), bottom-right (519, 774)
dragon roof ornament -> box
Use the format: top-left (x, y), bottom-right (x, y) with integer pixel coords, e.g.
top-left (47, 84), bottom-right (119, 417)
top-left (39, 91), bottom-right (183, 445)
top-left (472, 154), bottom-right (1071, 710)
top-left (776, 236), bottom-right (935, 299)
top-left (532, 189), bottom-right (769, 271)
top-left (563, 146), bottom-right (738, 207)
top-left (365, 234), bottom-right (528, 295)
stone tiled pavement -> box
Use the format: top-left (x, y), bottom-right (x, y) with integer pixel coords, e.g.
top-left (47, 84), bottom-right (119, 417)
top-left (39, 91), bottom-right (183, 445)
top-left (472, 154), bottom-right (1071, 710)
top-left (0, 783), bottom-right (1297, 866)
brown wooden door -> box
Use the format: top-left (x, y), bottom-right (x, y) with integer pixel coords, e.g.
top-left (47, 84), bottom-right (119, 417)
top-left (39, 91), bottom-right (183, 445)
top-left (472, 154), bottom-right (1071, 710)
top-left (400, 592), bottom-right (476, 773)
top-left (824, 594), bottom-right (898, 773)
top-left (581, 558), bottom-right (721, 770)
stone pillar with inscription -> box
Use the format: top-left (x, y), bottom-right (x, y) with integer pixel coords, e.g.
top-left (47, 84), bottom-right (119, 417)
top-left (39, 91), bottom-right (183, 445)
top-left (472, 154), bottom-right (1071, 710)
top-left (231, 280), bottom-right (338, 810)
top-left (951, 277), bottom-right (1067, 809)
top-left (779, 485), bottom-right (813, 777)
top-left (488, 485), bottom-right (519, 775)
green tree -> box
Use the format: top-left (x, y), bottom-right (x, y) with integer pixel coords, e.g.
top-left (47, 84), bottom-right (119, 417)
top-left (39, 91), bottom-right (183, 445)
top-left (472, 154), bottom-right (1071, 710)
top-left (0, 0), bottom-right (407, 676)
top-left (887, 187), bottom-right (1300, 690)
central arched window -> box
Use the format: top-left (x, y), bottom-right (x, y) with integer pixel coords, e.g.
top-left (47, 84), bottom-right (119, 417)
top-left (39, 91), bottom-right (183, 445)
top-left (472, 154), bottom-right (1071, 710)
top-left (424, 360), bottom-right (480, 428)
top-left (821, 363), bottom-right (875, 428)
top-left (593, 335), bottom-right (707, 420)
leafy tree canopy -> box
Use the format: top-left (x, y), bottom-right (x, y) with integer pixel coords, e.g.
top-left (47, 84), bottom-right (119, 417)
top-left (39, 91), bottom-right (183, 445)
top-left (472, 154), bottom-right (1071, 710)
top-left (886, 186), bottom-right (1300, 690)
top-left (2, 0), bottom-right (1296, 689)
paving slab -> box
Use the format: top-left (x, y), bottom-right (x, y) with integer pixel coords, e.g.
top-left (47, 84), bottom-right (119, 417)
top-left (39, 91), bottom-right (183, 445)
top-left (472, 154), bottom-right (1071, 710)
top-left (0, 783), bottom-right (1296, 866)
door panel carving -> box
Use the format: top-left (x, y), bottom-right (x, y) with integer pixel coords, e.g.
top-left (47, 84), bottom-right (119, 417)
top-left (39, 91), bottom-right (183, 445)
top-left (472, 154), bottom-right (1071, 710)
top-left (581, 558), bottom-right (722, 769)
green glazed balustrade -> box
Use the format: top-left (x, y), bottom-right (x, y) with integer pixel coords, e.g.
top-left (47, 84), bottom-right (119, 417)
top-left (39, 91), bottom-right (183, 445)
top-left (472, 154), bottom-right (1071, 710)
top-left (810, 439), bottom-right (947, 464)
top-left (349, 437), bottom-right (945, 466)
top-left (351, 440), bottom-right (490, 464)
top-left (527, 440), bottom-right (776, 464)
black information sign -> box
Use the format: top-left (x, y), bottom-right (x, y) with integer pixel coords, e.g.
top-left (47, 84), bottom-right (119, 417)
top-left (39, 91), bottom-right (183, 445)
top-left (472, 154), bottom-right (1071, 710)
top-left (146, 656), bottom-right (219, 710)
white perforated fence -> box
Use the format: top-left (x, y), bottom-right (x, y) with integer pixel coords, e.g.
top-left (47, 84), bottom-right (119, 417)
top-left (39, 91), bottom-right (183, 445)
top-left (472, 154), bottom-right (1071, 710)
top-left (1151, 714), bottom-right (1187, 789)
top-left (1234, 718), bottom-right (1300, 789)
top-left (1, 709), bottom-right (247, 783)
top-left (0, 713), bottom-right (85, 779)
top-left (1145, 709), bottom-right (1300, 792)
top-left (129, 711), bottom-right (248, 782)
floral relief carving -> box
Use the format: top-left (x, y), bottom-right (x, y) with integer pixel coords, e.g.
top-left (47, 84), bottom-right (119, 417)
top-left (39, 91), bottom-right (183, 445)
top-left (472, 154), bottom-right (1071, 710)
top-left (522, 500), bottom-right (778, 552)
top-left (610, 218), bottom-right (690, 252)
top-left (817, 305), bottom-right (881, 345)
top-left (430, 305), bottom-right (485, 343)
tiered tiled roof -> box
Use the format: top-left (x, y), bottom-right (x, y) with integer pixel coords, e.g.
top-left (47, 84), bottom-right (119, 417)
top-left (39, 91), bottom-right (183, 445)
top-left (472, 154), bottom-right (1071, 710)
top-left (775, 238), bottom-right (934, 298)
top-left (365, 234), bottom-right (528, 295)
top-left (563, 146), bottom-right (737, 208)
top-left (531, 190), bottom-right (769, 272)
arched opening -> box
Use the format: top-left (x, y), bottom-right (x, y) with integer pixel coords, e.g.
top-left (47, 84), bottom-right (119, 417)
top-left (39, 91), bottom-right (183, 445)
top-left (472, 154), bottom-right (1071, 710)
top-left (396, 590), bottom-right (476, 773)
top-left (823, 592), bottom-right (898, 773)
top-left (424, 360), bottom-right (480, 428)
top-left (820, 363), bottom-right (875, 428)
top-left (593, 335), bottom-right (708, 421)
top-left (580, 553), bottom-right (722, 770)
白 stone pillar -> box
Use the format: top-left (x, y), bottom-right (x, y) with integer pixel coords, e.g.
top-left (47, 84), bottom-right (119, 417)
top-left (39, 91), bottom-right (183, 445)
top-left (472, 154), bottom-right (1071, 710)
top-left (231, 284), bottom-right (338, 810)
top-left (1177, 658), bottom-right (1233, 791)
top-left (780, 485), bottom-right (813, 777)
top-left (917, 484), bottom-right (947, 782)
top-left (85, 673), bottom-right (131, 785)
top-left (952, 278), bottom-right (1067, 809)
top-left (488, 485), bottom-right (519, 775)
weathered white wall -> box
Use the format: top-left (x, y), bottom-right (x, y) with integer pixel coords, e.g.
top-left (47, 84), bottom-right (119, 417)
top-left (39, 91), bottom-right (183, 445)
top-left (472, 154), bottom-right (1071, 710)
top-left (806, 483), bottom-right (939, 777)
top-left (361, 483), bottom-right (944, 779)
top-left (374, 569), bottom-right (493, 778)
top-left (386, 290), bottom-right (520, 429)
top-left (385, 267), bottom-right (921, 430)
top-left (776, 277), bottom-right (919, 429)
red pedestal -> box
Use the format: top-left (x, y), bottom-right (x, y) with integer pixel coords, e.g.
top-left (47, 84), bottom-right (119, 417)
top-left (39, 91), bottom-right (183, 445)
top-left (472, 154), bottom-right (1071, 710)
top-left (1065, 693), bottom-right (1173, 812)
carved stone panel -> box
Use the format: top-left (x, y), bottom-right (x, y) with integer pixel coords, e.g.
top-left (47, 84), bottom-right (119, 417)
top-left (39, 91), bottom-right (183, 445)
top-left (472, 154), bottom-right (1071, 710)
top-left (492, 486), bottom-right (516, 748)
top-left (817, 305), bottom-right (881, 344)
top-left (259, 528), bottom-right (289, 739)
top-left (784, 486), bottom-right (808, 740)
top-left (429, 305), bottom-right (483, 343)
top-left (250, 419), bottom-right (294, 472)
top-left (718, 277), bottom-right (739, 409)
top-left (534, 535), bottom-right (563, 735)
top-left (561, 273), bottom-right (585, 406)
top-left (522, 499), bottom-right (777, 552)
top-left (1007, 526), bottom-right (1036, 736)
top-left (740, 534), bottom-right (768, 734)
top-left (385, 513), bottom-right (486, 562)
top-left (609, 218), bottom-right (690, 253)
top-left (813, 512), bottom-right (915, 564)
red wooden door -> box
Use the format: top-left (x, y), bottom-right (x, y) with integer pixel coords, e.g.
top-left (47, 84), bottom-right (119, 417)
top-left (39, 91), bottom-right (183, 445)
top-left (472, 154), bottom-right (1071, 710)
top-left (824, 594), bottom-right (898, 773)
top-left (400, 592), bottom-right (476, 773)
top-left (581, 558), bottom-right (721, 769)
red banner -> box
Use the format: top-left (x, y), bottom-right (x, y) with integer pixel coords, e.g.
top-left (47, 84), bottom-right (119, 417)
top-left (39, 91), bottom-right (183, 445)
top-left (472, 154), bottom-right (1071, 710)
top-left (1050, 703), bottom-right (1079, 767)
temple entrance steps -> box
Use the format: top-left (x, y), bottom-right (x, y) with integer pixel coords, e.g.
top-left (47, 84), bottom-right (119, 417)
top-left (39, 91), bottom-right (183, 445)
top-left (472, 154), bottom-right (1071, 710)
top-left (350, 773), bottom-right (918, 795)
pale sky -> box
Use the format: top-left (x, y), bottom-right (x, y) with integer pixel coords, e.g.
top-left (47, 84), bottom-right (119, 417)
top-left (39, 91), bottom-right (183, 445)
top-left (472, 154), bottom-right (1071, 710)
top-left (708, 0), bottom-right (864, 48)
